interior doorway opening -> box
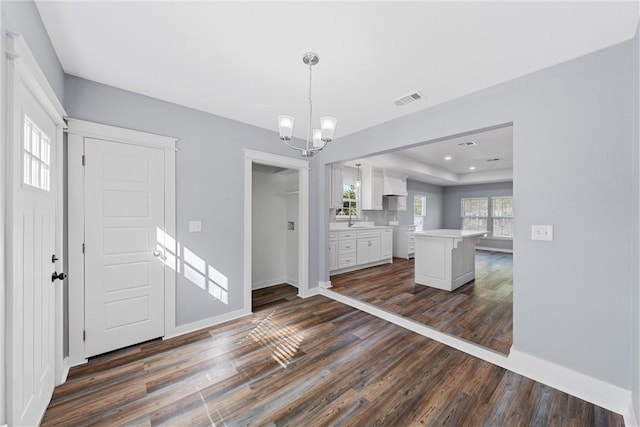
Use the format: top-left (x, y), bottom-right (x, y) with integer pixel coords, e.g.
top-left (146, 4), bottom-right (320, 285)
top-left (243, 149), bottom-right (310, 313)
top-left (251, 164), bottom-right (300, 300)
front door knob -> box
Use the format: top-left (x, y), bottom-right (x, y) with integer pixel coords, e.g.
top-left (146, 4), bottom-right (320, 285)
top-left (51, 271), bottom-right (67, 282)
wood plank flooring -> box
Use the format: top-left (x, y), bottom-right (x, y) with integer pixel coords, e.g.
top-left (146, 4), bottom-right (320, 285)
top-left (42, 284), bottom-right (622, 426)
top-left (331, 250), bottom-right (513, 354)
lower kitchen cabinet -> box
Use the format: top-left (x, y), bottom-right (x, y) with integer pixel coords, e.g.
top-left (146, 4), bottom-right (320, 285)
top-left (330, 227), bottom-right (392, 273)
top-left (329, 232), bottom-right (338, 271)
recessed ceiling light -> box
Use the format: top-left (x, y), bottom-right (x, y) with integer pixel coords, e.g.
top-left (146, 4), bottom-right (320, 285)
top-left (469, 166), bottom-right (476, 170)
top-left (444, 156), bottom-right (452, 161)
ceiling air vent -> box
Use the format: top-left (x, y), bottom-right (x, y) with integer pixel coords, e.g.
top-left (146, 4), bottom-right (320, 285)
top-left (486, 158), bottom-right (500, 162)
top-left (458, 141), bottom-right (477, 146)
top-left (394, 92), bottom-right (424, 106)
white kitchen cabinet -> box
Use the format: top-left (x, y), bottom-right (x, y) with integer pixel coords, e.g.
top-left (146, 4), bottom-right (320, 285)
top-left (360, 166), bottom-right (383, 210)
top-left (330, 164), bottom-right (343, 209)
top-left (356, 230), bottom-right (381, 264)
top-left (393, 225), bottom-right (416, 259)
top-left (388, 196), bottom-right (407, 211)
top-left (329, 227), bottom-right (392, 274)
top-left (337, 230), bottom-right (356, 269)
top-left (380, 227), bottom-right (393, 258)
top-left (329, 232), bottom-right (338, 271)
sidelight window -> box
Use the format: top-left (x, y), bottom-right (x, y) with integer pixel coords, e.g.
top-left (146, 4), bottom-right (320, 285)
top-left (23, 115), bottom-right (51, 191)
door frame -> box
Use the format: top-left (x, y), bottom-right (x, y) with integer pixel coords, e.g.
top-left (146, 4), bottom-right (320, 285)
top-left (243, 149), bottom-right (311, 306)
top-left (4, 32), bottom-right (67, 423)
top-left (67, 119), bottom-right (177, 366)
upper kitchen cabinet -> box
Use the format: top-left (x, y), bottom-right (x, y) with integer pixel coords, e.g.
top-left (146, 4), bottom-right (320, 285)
top-left (383, 171), bottom-right (408, 196)
top-left (330, 164), bottom-right (343, 209)
top-left (361, 166), bottom-right (383, 210)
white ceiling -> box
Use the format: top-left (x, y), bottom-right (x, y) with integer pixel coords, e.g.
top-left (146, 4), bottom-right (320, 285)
top-left (343, 125), bottom-right (513, 186)
top-left (36, 1), bottom-right (638, 141)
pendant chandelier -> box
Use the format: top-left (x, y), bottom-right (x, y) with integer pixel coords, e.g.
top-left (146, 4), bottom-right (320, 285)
top-left (277, 52), bottom-right (337, 158)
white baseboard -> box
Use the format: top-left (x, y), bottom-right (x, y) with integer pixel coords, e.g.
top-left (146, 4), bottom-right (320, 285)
top-left (320, 288), bottom-right (632, 421)
top-left (298, 286), bottom-right (320, 298)
top-left (476, 246), bottom-right (513, 253)
top-left (164, 308), bottom-right (251, 340)
top-left (507, 349), bottom-right (632, 420)
top-left (285, 278), bottom-right (299, 287)
top-left (56, 357), bottom-right (70, 385)
top-left (252, 278), bottom-right (287, 290)
top-left (319, 280), bottom-right (332, 289)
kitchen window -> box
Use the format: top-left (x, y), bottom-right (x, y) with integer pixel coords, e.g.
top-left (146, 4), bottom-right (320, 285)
top-left (461, 196), bottom-right (513, 238)
top-left (461, 198), bottom-right (489, 232)
top-left (491, 196), bottom-right (513, 238)
top-left (336, 183), bottom-right (357, 217)
top-left (414, 195), bottom-right (426, 231)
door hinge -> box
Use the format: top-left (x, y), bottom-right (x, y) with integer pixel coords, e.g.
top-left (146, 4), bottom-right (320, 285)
top-left (83, 330), bottom-right (86, 341)
top-left (82, 243), bottom-right (85, 254)
top-left (82, 155), bottom-right (85, 166)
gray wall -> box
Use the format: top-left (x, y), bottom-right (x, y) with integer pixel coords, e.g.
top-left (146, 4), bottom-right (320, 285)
top-left (443, 182), bottom-right (513, 251)
top-left (398, 179), bottom-right (444, 229)
top-left (64, 75), bottom-right (302, 326)
top-left (316, 40), bottom-right (634, 389)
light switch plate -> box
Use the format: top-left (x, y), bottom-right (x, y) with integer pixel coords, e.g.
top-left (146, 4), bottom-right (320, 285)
top-left (189, 220), bottom-right (202, 233)
top-left (531, 224), bottom-right (553, 241)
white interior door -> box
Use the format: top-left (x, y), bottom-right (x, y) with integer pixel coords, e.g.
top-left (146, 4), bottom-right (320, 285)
top-left (84, 138), bottom-right (165, 357)
top-left (9, 74), bottom-right (59, 426)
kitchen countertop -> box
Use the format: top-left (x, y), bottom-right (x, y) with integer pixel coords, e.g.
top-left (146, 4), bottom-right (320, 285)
top-left (411, 229), bottom-right (486, 238)
top-left (330, 225), bottom-right (394, 231)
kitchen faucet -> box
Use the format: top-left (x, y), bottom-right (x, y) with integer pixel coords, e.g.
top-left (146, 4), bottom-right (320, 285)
top-left (348, 211), bottom-right (354, 227)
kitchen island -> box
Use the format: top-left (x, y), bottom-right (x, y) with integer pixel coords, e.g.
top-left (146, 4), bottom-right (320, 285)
top-left (411, 229), bottom-right (486, 291)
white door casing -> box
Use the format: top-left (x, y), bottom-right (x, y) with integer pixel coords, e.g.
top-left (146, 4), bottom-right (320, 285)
top-left (84, 138), bottom-right (165, 357)
top-left (67, 119), bottom-right (176, 366)
top-left (5, 33), bottom-right (67, 426)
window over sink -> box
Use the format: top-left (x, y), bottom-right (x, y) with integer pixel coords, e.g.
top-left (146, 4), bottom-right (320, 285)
top-left (336, 183), bottom-right (358, 218)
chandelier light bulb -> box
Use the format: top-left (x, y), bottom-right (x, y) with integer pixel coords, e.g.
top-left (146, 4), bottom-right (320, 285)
top-left (277, 115), bottom-right (295, 141)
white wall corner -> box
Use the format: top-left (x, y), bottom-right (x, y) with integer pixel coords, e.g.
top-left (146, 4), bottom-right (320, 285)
top-left (319, 281), bottom-right (332, 289)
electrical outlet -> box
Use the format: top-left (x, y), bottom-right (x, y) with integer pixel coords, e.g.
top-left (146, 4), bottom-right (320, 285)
top-left (189, 220), bottom-right (202, 233)
top-left (531, 224), bottom-right (553, 241)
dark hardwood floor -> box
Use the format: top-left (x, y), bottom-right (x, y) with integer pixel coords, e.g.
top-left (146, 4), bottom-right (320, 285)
top-left (42, 284), bottom-right (622, 426)
top-left (331, 250), bottom-right (513, 354)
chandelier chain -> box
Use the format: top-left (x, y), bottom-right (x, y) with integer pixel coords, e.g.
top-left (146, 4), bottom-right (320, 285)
top-left (307, 60), bottom-right (313, 150)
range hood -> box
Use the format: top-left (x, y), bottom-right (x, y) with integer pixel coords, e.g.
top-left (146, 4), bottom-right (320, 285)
top-left (383, 172), bottom-right (408, 196)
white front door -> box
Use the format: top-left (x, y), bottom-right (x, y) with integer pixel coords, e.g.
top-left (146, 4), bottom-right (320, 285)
top-left (8, 69), bottom-right (59, 426)
top-left (84, 138), bottom-right (166, 357)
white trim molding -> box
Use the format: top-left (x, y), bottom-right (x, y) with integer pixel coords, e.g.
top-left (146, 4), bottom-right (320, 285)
top-left (66, 119), bottom-right (177, 366)
top-left (243, 149), bottom-right (310, 309)
top-left (320, 288), bottom-right (633, 424)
